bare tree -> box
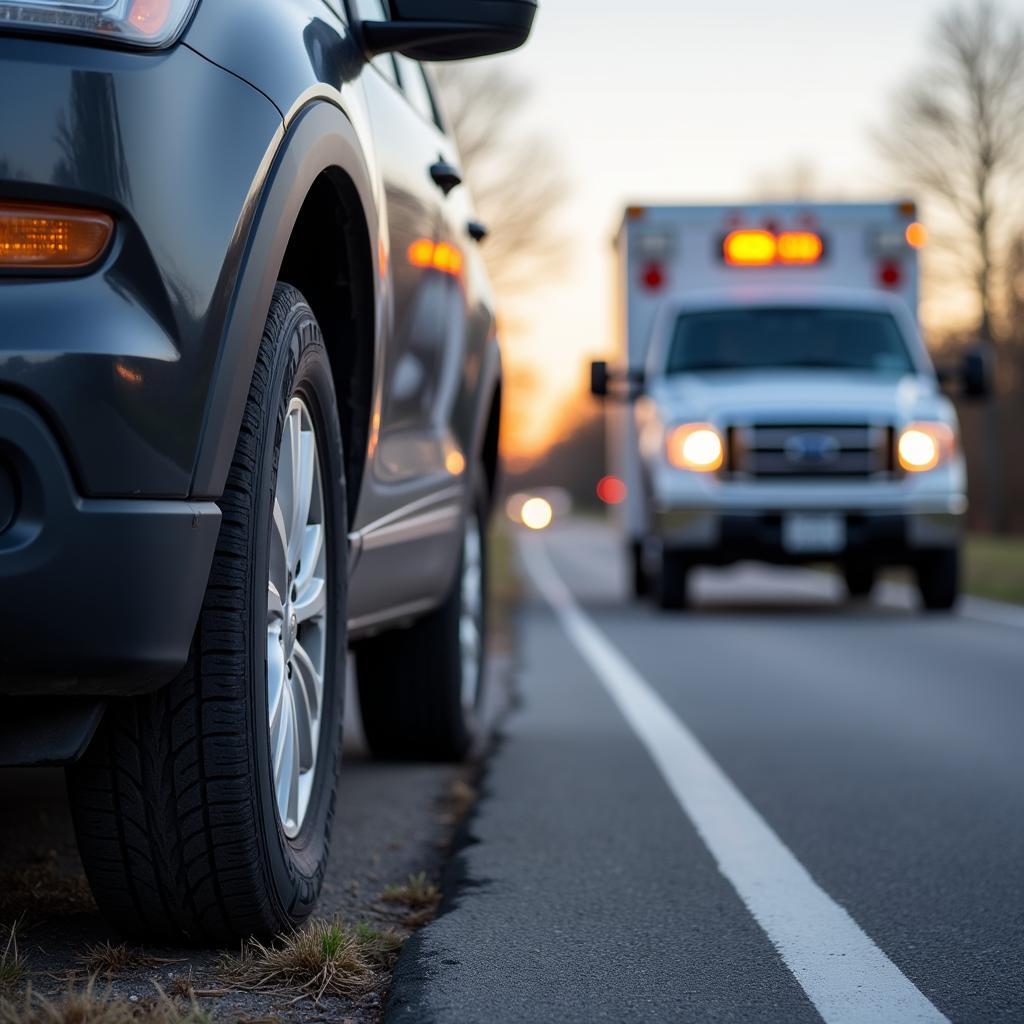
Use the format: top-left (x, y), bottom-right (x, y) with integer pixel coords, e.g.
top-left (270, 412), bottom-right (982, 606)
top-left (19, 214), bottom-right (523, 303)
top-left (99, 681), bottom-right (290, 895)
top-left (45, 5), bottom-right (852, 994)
top-left (433, 62), bottom-right (569, 297)
top-left (879, 1), bottom-right (1024, 533)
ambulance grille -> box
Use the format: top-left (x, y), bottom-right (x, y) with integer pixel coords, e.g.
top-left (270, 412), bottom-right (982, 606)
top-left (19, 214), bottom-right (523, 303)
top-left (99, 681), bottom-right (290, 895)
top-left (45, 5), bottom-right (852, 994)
top-left (727, 424), bottom-right (895, 479)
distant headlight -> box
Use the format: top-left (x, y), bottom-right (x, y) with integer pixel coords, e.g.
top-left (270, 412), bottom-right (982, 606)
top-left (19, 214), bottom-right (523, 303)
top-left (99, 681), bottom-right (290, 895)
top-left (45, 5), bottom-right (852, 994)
top-left (898, 422), bottom-right (955, 473)
top-left (0, 0), bottom-right (198, 49)
top-left (666, 423), bottom-right (724, 473)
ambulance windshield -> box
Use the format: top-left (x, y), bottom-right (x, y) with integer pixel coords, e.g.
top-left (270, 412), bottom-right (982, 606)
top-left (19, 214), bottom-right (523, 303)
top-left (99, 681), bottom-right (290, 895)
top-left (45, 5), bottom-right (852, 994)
top-left (665, 308), bottom-right (915, 376)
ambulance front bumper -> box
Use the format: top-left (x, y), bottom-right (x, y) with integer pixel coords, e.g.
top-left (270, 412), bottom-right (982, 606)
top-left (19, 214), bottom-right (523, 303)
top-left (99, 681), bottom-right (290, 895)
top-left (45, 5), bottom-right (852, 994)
top-left (648, 469), bottom-right (966, 562)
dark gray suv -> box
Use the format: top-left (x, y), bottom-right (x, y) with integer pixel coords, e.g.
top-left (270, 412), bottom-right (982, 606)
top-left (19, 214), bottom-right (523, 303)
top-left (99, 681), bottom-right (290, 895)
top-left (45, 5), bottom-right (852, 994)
top-left (0, 0), bottom-right (535, 943)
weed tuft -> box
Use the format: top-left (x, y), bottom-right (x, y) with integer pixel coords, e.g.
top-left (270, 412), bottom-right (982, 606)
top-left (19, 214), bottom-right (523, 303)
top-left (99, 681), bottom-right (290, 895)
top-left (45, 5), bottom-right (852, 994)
top-left (0, 922), bottom-right (25, 994)
top-left (221, 919), bottom-right (403, 1004)
top-left (380, 872), bottom-right (442, 925)
top-left (78, 943), bottom-right (180, 977)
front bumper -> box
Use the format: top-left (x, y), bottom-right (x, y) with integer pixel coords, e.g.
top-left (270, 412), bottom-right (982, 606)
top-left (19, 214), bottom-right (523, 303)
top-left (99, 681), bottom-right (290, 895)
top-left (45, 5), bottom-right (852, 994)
top-left (0, 395), bottom-right (219, 695)
top-left (652, 507), bottom-right (962, 565)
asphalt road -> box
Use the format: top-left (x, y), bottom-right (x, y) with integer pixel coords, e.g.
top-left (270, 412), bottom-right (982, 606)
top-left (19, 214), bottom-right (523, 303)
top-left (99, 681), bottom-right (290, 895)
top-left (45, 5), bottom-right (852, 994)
top-left (388, 519), bottom-right (1024, 1024)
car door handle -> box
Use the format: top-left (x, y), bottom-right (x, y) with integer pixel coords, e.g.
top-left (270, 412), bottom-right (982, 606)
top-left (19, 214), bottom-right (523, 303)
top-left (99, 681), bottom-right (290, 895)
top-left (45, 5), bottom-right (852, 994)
top-left (467, 220), bottom-right (488, 243)
top-left (429, 159), bottom-right (462, 196)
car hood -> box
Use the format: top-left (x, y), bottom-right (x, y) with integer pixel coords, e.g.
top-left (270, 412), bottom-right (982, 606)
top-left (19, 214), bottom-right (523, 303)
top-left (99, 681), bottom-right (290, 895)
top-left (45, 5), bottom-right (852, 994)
top-left (648, 370), bottom-right (949, 425)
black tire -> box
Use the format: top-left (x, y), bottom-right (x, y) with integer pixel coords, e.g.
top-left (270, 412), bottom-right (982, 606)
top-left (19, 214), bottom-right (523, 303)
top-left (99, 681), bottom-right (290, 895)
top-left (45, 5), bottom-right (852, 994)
top-left (916, 548), bottom-right (960, 612)
top-left (355, 481), bottom-right (487, 762)
top-left (67, 284), bottom-right (348, 944)
top-left (656, 550), bottom-right (691, 611)
top-left (844, 560), bottom-right (877, 599)
top-left (629, 540), bottom-right (650, 599)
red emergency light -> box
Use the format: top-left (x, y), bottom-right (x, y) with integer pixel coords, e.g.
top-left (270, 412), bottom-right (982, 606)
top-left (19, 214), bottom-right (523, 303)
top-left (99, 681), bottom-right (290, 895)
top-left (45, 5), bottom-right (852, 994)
top-left (597, 476), bottom-right (628, 505)
top-left (641, 262), bottom-right (666, 291)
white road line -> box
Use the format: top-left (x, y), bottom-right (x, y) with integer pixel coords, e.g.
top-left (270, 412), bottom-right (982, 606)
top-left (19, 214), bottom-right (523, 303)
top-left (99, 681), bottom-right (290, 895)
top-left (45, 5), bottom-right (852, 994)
top-left (521, 537), bottom-right (949, 1024)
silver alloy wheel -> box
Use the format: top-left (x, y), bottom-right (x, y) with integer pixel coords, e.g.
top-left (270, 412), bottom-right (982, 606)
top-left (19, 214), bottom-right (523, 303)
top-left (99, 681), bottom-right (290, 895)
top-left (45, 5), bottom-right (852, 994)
top-left (267, 396), bottom-right (329, 838)
top-left (459, 512), bottom-right (483, 712)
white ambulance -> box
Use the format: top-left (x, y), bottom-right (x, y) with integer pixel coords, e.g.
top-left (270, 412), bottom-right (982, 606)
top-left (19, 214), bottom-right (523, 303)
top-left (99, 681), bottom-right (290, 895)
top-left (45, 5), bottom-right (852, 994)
top-left (592, 203), bottom-right (987, 611)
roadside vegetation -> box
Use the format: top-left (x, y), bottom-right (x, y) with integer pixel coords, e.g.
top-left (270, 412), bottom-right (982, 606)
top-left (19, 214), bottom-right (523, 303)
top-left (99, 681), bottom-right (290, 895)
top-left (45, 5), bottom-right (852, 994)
top-left (1, 923), bottom-right (24, 995)
top-left (380, 873), bottom-right (442, 928)
top-left (964, 534), bottom-right (1024, 604)
top-left (0, 982), bottom-right (209, 1024)
top-left (222, 919), bottom-right (403, 1005)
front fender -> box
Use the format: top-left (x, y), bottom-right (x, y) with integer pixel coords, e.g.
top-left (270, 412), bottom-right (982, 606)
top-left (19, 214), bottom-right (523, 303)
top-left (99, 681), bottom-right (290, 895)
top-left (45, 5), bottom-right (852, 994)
top-left (189, 100), bottom-right (379, 498)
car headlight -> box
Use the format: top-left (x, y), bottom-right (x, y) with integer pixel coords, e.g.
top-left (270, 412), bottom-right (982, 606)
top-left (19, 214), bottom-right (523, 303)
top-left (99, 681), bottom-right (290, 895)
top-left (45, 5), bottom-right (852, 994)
top-left (666, 423), bottom-right (724, 473)
top-left (0, 0), bottom-right (198, 49)
top-left (897, 422), bottom-right (956, 473)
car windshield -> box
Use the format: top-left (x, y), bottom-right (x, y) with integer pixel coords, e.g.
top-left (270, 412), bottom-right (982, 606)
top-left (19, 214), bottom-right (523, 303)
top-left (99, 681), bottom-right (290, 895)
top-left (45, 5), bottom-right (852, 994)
top-left (664, 308), bottom-right (915, 376)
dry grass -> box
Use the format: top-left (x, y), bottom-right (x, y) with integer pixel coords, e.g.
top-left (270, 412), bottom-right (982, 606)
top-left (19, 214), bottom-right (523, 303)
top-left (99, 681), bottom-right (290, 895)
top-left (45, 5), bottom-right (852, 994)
top-left (1, 922), bottom-right (25, 994)
top-left (381, 872), bottom-right (440, 911)
top-left (0, 981), bottom-right (209, 1024)
top-left (0, 854), bottom-right (95, 919)
top-left (221, 919), bottom-right (403, 1004)
top-left (77, 944), bottom-right (181, 978)
top-left (444, 777), bottom-right (478, 827)
top-left (380, 873), bottom-right (442, 927)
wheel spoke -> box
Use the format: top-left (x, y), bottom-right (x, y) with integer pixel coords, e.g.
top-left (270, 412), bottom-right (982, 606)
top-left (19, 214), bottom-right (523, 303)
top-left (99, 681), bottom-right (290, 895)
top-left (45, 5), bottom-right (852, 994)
top-left (297, 524), bottom-right (325, 590)
top-left (268, 580), bottom-right (285, 626)
top-left (293, 640), bottom-right (322, 720)
top-left (290, 658), bottom-right (316, 771)
top-left (286, 697), bottom-right (301, 828)
top-left (270, 499), bottom-right (290, 596)
top-left (273, 688), bottom-right (295, 811)
top-left (267, 631), bottom-right (287, 737)
top-left (294, 576), bottom-right (326, 624)
top-left (289, 429), bottom-right (315, 571)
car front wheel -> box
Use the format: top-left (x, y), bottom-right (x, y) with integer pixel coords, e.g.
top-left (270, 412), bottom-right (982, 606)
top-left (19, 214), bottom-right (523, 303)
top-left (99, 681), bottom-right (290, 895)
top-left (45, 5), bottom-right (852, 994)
top-left (68, 284), bottom-right (348, 943)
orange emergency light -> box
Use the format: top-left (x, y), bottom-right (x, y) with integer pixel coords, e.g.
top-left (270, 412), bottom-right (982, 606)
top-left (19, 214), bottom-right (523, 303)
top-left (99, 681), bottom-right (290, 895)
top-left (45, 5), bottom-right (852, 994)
top-left (722, 229), bottom-right (825, 268)
top-left (723, 230), bottom-right (777, 267)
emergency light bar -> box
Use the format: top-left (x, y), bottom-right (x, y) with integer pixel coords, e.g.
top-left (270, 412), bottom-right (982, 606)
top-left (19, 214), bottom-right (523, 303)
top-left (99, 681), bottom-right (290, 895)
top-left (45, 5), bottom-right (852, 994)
top-left (722, 230), bottom-right (826, 268)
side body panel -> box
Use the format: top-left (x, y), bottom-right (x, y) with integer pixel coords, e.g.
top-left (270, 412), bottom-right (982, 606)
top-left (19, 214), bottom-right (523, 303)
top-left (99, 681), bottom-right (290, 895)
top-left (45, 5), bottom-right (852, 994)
top-left (185, 0), bottom-right (498, 632)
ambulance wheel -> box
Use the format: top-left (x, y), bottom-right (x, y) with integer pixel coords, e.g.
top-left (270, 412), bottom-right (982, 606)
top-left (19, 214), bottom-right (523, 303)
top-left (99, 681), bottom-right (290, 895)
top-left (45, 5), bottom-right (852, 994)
top-left (917, 549), bottom-right (959, 612)
top-left (843, 561), bottom-right (876, 599)
top-left (629, 541), bottom-right (650, 599)
top-left (656, 551), bottom-right (690, 611)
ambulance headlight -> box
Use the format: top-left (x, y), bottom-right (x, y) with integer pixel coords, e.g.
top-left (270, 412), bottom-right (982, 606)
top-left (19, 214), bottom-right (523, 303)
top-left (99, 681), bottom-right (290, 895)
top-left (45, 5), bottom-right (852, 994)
top-left (666, 424), bottom-right (724, 473)
top-left (897, 422), bottom-right (955, 473)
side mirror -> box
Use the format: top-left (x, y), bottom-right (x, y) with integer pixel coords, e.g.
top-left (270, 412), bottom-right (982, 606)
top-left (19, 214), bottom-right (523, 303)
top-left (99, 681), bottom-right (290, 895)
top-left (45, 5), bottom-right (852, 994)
top-left (361, 0), bottom-right (537, 61)
top-left (960, 348), bottom-right (991, 400)
top-left (590, 361), bottom-right (644, 401)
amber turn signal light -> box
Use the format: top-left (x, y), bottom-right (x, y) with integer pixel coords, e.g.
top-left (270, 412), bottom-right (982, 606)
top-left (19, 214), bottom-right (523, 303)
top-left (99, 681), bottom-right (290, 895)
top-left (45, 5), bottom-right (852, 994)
top-left (0, 203), bottom-right (113, 270)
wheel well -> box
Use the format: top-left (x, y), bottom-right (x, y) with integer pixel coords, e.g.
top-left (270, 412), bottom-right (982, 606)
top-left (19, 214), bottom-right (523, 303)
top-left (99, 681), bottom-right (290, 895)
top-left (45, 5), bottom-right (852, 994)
top-left (278, 170), bottom-right (374, 524)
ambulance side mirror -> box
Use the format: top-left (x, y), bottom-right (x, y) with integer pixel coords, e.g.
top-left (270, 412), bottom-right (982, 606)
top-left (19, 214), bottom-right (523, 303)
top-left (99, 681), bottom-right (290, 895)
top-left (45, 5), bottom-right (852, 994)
top-left (937, 347), bottom-right (991, 401)
top-left (960, 348), bottom-right (991, 400)
top-left (591, 361), bottom-right (645, 401)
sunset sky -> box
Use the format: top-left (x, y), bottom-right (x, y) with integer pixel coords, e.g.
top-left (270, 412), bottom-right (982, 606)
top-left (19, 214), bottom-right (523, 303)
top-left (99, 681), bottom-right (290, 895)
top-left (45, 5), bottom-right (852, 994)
top-left (478, 0), bottom-right (977, 464)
